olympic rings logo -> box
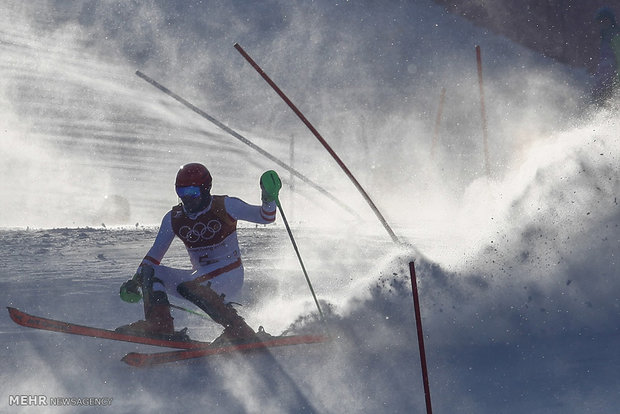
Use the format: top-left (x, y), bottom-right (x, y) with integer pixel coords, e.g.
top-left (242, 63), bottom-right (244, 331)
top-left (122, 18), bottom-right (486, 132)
top-left (178, 220), bottom-right (222, 242)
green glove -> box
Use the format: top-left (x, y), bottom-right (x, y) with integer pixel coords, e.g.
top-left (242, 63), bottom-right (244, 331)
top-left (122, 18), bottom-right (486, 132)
top-left (120, 278), bottom-right (142, 303)
top-left (260, 170), bottom-right (282, 203)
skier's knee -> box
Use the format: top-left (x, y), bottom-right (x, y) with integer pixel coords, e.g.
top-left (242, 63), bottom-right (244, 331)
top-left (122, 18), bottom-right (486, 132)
top-left (177, 282), bottom-right (192, 299)
top-left (151, 290), bottom-right (170, 306)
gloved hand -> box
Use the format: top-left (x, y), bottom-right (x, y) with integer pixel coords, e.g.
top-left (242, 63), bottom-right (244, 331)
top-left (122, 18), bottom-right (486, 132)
top-left (120, 277), bottom-right (142, 303)
top-left (260, 170), bottom-right (282, 203)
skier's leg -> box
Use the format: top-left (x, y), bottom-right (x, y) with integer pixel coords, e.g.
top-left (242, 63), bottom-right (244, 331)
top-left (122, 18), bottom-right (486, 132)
top-left (177, 279), bottom-right (255, 343)
top-left (116, 265), bottom-right (175, 336)
top-left (140, 265), bottom-right (174, 334)
top-left (203, 265), bottom-right (244, 304)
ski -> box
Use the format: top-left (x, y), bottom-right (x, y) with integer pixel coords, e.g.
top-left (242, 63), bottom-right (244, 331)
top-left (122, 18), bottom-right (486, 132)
top-left (122, 333), bottom-right (329, 367)
top-left (7, 307), bottom-right (209, 349)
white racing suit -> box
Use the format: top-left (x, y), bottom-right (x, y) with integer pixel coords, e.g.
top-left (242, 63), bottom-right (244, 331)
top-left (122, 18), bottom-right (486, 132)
top-left (140, 195), bottom-right (276, 304)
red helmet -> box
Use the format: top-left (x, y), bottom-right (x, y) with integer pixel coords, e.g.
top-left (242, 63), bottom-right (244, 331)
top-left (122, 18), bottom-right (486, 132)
top-left (175, 163), bottom-right (212, 194)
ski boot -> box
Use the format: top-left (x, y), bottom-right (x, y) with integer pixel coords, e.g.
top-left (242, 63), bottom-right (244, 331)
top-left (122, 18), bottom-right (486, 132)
top-left (116, 265), bottom-right (189, 341)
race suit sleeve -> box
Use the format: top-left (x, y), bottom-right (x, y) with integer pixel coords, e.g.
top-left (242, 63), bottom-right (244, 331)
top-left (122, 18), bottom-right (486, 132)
top-left (224, 196), bottom-right (276, 224)
top-left (141, 211), bottom-right (175, 266)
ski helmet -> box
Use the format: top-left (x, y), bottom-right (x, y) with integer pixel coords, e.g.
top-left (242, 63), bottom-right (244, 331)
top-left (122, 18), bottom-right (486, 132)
top-left (175, 163), bottom-right (212, 194)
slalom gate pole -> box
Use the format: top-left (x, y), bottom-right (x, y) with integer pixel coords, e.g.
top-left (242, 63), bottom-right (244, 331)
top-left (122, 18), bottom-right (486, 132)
top-left (234, 43), bottom-right (400, 244)
top-left (276, 195), bottom-right (328, 331)
top-left (409, 261), bottom-right (433, 414)
top-left (134, 71), bottom-right (358, 219)
top-left (431, 87), bottom-right (446, 158)
top-left (475, 45), bottom-right (491, 176)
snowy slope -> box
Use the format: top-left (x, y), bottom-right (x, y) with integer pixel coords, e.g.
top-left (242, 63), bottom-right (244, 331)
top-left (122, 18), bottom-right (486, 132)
top-left (1, 0), bottom-right (620, 413)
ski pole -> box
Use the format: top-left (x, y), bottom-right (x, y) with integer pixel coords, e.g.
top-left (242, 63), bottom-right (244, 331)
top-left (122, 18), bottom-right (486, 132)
top-left (263, 170), bottom-right (327, 330)
top-left (277, 199), bottom-right (328, 331)
top-left (169, 303), bottom-right (210, 319)
top-left (121, 280), bottom-right (210, 319)
top-left (234, 43), bottom-right (400, 244)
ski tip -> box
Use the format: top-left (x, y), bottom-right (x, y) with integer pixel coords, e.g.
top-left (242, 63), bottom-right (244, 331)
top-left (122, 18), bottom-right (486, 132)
top-left (121, 353), bottom-right (146, 368)
top-left (7, 307), bottom-right (21, 322)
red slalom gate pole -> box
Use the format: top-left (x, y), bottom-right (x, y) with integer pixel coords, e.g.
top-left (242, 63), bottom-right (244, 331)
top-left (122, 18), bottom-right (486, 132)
top-left (409, 261), bottom-right (433, 414)
top-left (475, 45), bottom-right (491, 176)
top-left (234, 43), bottom-right (400, 244)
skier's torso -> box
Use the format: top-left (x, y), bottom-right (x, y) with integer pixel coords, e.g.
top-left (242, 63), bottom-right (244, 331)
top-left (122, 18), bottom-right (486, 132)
top-left (141, 194), bottom-right (276, 272)
top-left (171, 196), bottom-right (239, 269)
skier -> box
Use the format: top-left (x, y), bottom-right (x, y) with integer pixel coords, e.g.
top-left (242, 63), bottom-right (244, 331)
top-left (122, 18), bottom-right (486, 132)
top-left (592, 6), bottom-right (620, 104)
top-left (117, 162), bottom-right (282, 344)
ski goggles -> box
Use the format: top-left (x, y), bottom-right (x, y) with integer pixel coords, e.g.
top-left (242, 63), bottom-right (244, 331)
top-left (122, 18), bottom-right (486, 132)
top-left (176, 185), bottom-right (201, 199)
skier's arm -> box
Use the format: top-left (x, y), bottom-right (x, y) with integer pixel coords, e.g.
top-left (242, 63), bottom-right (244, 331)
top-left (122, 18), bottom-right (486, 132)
top-left (120, 212), bottom-right (176, 302)
top-left (225, 196), bottom-right (276, 224)
top-left (141, 211), bottom-right (175, 266)
top-left (224, 171), bottom-right (281, 224)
